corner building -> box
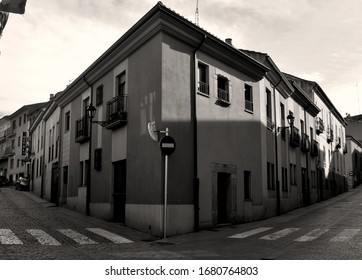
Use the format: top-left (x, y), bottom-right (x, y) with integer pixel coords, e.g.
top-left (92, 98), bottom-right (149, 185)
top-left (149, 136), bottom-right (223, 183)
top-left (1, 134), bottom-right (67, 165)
top-left (54, 3), bottom-right (347, 237)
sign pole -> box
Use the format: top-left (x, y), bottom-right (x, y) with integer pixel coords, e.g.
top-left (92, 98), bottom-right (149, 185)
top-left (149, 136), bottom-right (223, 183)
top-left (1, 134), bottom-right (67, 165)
top-left (163, 127), bottom-right (169, 239)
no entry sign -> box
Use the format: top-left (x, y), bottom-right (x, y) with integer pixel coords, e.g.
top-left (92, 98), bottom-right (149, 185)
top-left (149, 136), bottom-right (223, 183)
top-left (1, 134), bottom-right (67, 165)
top-left (159, 135), bottom-right (176, 155)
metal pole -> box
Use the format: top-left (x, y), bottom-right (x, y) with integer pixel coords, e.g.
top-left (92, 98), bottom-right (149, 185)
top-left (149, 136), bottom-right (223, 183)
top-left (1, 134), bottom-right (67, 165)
top-left (163, 127), bottom-right (169, 239)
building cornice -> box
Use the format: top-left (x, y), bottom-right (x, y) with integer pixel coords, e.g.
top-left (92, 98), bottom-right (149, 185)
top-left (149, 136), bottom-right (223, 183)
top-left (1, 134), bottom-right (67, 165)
top-left (57, 2), bottom-right (268, 107)
top-left (290, 81), bottom-right (321, 117)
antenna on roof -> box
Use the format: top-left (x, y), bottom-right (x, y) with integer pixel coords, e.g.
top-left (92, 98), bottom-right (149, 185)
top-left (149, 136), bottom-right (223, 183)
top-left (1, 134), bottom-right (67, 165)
top-left (195, 0), bottom-right (199, 26)
top-left (356, 82), bottom-right (361, 114)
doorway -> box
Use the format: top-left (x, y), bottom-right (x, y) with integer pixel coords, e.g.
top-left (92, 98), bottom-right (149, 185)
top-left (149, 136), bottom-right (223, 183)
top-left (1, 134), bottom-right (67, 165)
top-left (50, 162), bottom-right (59, 204)
top-left (217, 172), bottom-right (232, 224)
top-left (113, 160), bottom-right (126, 223)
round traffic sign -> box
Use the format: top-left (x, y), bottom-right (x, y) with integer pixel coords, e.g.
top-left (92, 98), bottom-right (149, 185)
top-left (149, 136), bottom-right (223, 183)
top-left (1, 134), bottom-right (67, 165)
top-left (159, 135), bottom-right (176, 155)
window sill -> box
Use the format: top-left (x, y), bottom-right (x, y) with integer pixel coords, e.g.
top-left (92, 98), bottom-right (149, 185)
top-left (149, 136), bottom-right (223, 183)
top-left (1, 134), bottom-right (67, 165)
top-left (197, 91), bottom-right (210, 98)
top-left (215, 98), bottom-right (231, 107)
top-left (244, 109), bottom-right (253, 114)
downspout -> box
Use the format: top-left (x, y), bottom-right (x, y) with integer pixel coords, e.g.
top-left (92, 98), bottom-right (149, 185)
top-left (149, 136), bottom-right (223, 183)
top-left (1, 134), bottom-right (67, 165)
top-left (304, 108), bottom-right (310, 205)
top-left (192, 35), bottom-right (207, 232)
top-left (271, 77), bottom-right (283, 216)
top-left (83, 76), bottom-right (93, 216)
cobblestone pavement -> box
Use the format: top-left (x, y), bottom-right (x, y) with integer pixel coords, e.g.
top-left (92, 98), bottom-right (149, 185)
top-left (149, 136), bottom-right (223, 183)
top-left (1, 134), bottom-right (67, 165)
top-left (0, 187), bottom-right (188, 260)
top-left (1, 185), bottom-right (362, 260)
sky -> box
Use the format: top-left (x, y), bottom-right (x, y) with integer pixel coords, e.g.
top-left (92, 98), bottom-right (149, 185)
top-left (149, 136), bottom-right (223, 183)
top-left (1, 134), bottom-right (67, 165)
top-left (1, 0), bottom-right (362, 117)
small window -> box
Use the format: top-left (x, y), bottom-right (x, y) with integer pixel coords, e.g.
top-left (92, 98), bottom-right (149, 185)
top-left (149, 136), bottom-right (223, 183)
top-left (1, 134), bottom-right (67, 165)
top-left (96, 85), bottom-right (103, 106)
top-left (18, 136), bottom-right (21, 147)
top-left (117, 72), bottom-right (126, 96)
top-left (244, 84), bottom-right (253, 112)
top-left (19, 116), bottom-right (22, 126)
top-left (65, 111), bottom-right (71, 132)
top-left (244, 170), bottom-right (251, 200)
top-left (198, 63), bottom-right (209, 95)
top-left (63, 166), bottom-right (68, 185)
top-left (24, 114), bottom-right (26, 124)
top-left (217, 75), bottom-right (229, 103)
top-left (94, 148), bottom-right (102, 171)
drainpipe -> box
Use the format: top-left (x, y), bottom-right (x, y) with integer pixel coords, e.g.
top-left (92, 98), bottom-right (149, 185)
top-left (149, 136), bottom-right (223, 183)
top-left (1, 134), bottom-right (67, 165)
top-left (272, 77), bottom-right (283, 216)
top-left (191, 35), bottom-right (207, 232)
top-left (83, 76), bottom-right (93, 216)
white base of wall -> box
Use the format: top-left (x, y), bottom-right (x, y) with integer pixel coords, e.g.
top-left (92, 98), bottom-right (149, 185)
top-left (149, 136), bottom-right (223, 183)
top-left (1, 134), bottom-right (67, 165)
top-left (126, 204), bottom-right (194, 237)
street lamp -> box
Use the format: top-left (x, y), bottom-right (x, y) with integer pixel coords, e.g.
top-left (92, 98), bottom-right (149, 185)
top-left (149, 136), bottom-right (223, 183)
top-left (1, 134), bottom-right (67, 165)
top-left (85, 104), bottom-right (96, 216)
top-left (277, 112), bottom-right (294, 133)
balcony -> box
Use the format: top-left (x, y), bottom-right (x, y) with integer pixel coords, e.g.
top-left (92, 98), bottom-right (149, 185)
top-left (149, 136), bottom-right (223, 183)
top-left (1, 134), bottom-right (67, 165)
top-left (289, 126), bottom-right (300, 147)
top-left (75, 116), bottom-right (90, 143)
top-left (301, 134), bottom-right (311, 153)
top-left (336, 137), bottom-right (341, 150)
top-left (198, 81), bottom-right (209, 96)
top-left (327, 128), bottom-right (334, 143)
top-left (0, 133), bottom-right (5, 143)
top-left (315, 117), bottom-right (324, 135)
top-left (105, 95), bottom-right (127, 130)
top-left (5, 146), bottom-right (15, 157)
top-left (310, 139), bottom-right (319, 157)
top-left (267, 116), bottom-right (274, 130)
top-left (343, 143), bottom-right (348, 154)
top-left (5, 127), bottom-right (16, 138)
top-left (216, 88), bottom-right (230, 107)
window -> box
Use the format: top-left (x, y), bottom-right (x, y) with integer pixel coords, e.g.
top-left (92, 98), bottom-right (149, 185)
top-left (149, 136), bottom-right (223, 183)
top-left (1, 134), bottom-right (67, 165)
top-left (300, 120), bottom-right (305, 136)
top-left (244, 171), bottom-right (251, 200)
top-left (18, 136), bottom-right (21, 147)
top-left (266, 88), bottom-right (273, 129)
top-left (19, 116), bottom-right (22, 126)
top-left (217, 75), bottom-right (229, 103)
top-left (65, 111), bottom-right (70, 132)
top-left (280, 103), bottom-right (286, 140)
top-left (96, 85), bottom-right (103, 106)
top-left (94, 148), bottom-right (102, 171)
top-left (80, 161), bottom-right (84, 187)
top-left (23, 114), bottom-right (26, 124)
top-left (198, 63), bottom-right (209, 95)
top-left (17, 159), bottom-right (19, 168)
top-left (63, 166), bottom-right (68, 185)
top-left (290, 164), bottom-right (297, 185)
top-left (282, 167), bottom-right (288, 192)
top-left (12, 120), bottom-right (16, 130)
top-left (117, 72), bottom-right (126, 96)
top-left (245, 84), bottom-right (253, 112)
top-left (267, 162), bottom-right (275, 190)
top-left (11, 139), bottom-right (15, 149)
top-left (10, 159), bottom-right (14, 169)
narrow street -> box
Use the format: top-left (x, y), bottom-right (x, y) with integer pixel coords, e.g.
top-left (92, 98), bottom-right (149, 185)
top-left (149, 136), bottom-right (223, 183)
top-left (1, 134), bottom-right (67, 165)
top-left (1, 185), bottom-right (362, 260)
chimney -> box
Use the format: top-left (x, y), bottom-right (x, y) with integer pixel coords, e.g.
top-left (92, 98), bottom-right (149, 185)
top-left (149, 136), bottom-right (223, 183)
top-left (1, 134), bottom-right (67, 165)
top-left (225, 38), bottom-right (233, 45)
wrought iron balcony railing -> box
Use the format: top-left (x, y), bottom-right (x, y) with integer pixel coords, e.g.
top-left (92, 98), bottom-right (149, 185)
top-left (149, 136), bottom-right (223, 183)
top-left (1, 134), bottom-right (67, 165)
top-left (327, 128), bottom-right (334, 143)
top-left (310, 139), bottom-right (319, 157)
top-left (289, 126), bottom-right (300, 147)
top-left (315, 117), bottom-right (324, 135)
top-left (198, 81), bottom-right (209, 96)
top-left (75, 115), bottom-right (90, 143)
top-left (301, 134), bottom-right (311, 152)
top-left (105, 95), bottom-right (127, 129)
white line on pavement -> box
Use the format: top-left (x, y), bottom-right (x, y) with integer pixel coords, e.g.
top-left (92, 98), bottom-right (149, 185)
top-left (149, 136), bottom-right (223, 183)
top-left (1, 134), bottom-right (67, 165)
top-left (260, 228), bottom-right (300, 240)
top-left (228, 227), bottom-right (273, 239)
top-left (0, 229), bottom-right (23, 245)
top-left (330, 229), bottom-right (360, 242)
top-left (27, 229), bottom-right (61, 246)
top-left (57, 229), bottom-right (97, 245)
top-left (294, 228), bottom-right (330, 242)
top-left (86, 228), bottom-right (133, 244)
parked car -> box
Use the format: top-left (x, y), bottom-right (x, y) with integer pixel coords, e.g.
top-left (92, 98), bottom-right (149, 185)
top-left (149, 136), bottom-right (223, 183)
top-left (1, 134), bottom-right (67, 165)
top-left (0, 176), bottom-right (9, 187)
top-left (16, 176), bottom-right (29, 191)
